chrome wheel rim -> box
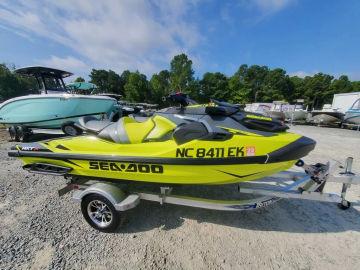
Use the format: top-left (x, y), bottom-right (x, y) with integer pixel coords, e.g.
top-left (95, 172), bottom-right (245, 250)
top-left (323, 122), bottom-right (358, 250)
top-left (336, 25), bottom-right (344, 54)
top-left (87, 200), bottom-right (113, 228)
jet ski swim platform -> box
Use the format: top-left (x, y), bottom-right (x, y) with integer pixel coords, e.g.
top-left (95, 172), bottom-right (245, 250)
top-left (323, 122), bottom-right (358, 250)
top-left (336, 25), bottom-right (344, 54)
top-left (50, 157), bottom-right (359, 232)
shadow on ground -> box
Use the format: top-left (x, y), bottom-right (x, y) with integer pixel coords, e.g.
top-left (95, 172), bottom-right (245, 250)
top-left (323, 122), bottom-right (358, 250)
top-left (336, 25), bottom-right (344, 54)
top-left (118, 198), bottom-right (360, 234)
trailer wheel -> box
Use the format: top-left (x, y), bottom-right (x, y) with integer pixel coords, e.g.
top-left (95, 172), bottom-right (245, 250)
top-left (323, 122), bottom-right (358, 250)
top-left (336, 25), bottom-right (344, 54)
top-left (61, 122), bottom-right (83, 136)
top-left (16, 125), bottom-right (30, 142)
top-left (295, 159), bottom-right (304, 167)
top-left (338, 200), bottom-right (351, 210)
top-left (8, 126), bottom-right (18, 141)
top-left (81, 194), bottom-right (123, 233)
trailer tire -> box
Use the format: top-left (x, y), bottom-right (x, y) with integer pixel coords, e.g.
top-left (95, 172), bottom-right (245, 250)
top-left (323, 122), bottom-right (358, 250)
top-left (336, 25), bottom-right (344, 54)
top-left (61, 122), bottom-right (83, 136)
top-left (81, 194), bottom-right (123, 233)
top-left (338, 200), bottom-right (351, 210)
top-left (295, 159), bottom-right (304, 167)
top-left (16, 125), bottom-right (30, 142)
top-left (8, 126), bottom-right (18, 141)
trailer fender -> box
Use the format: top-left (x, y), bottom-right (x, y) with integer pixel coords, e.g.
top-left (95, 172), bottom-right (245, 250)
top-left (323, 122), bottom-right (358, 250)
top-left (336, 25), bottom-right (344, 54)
top-left (72, 183), bottom-right (140, 211)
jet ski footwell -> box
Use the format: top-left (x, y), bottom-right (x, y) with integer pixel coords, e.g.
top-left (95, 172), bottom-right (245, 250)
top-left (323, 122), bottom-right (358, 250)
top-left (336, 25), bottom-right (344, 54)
top-left (52, 157), bottom-right (359, 232)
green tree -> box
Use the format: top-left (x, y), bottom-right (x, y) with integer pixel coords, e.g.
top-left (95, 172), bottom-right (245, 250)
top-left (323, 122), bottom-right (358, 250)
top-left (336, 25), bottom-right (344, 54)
top-left (329, 75), bottom-right (353, 100)
top-left (107, 70), bottom-right (124, 94)
top-left (120, 70), bottom-right (131, 85)
top-left (228, 65), bottom-right (250, 104)
top-left (200, 72), bottom-right (229, 102)
top-left (169, 54), bottom-right (195, 93)
top-left (227, 64), bottom-right (270, 103)
top-left (74, 77), bottom-right (85, 82)
top-left (262, 68), bottom-right (293, 102)
top-left (89, 69), bottom-right (109, 92)
top-left (352, 81), bottom-right (360, 92)
top-left (0, 64), bottom-right (37, 100)
top-left (186, 79), bottom-right (201, 101)
top-left (245, 65), bottom-right (269, 102)
top-left (302, 73), bottom-right (334, 109)
top-left (89, 69), bottom-right (124, 94)
top-left (289, 76), bottom-right (305, 101)
top-left (150, 70), bottom-right (170, 105)
top-left (124, 71), bottom-right (150, 102)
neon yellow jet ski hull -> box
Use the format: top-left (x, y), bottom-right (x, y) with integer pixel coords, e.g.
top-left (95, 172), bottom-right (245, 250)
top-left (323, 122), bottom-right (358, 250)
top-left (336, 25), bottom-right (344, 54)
top-left (10, 131), bottom-right (313, 185)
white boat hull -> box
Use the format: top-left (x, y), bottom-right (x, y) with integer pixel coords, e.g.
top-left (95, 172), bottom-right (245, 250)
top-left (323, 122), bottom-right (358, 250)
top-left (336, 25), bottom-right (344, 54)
top-left (284, 110), bottom-right (307, 121)
top-left (344, 112), bottom-right (360, 125)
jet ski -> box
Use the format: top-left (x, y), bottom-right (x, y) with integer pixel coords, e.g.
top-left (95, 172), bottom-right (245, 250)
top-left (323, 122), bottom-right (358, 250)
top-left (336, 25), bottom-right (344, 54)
top-left (9, 93), bottom-right (316, 185)
top-left (10, 94), bottom-right (360, 233)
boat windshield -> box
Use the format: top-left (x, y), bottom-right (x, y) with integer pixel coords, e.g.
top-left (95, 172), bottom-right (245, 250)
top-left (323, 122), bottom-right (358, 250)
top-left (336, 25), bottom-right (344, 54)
top-left (43, 76), bottom-right (66, 92)
top-left (351, 99), bottom-right (360, 110)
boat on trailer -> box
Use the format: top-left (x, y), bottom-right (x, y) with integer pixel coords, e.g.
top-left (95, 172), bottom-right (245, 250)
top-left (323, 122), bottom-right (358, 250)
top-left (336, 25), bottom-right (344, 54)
top-left (284, 99), bottom-right (308, 122)
top-left (0, 66), bottom-right (118, 141)
top-left (310, 104), bottom-right (344, 126)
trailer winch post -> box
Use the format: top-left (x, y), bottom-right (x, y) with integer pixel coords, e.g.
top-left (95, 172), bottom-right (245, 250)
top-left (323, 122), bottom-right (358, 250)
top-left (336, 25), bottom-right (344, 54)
top-left (339, 157), bottom-right (353, 209)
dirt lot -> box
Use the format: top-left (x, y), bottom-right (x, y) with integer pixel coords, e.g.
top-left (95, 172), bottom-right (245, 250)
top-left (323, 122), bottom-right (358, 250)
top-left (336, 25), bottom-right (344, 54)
top-left (0, 126), bottom-right (359, 270)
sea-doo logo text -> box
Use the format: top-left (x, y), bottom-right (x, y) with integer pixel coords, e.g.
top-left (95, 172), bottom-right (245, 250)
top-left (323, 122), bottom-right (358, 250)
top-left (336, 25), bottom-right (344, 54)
top-left (176, 147), bottom-right (244, 158)
top-left (89, 161), bottom-right (163, 174)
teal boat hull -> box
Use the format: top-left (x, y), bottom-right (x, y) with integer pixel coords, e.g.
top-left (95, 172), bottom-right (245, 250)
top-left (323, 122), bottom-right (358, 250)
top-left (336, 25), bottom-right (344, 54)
top-left (0, 94), bottom-right (118, 128)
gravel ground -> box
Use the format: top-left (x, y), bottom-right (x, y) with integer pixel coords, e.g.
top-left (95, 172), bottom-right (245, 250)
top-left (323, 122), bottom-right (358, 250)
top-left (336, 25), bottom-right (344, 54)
top-left (0, 126), bottom-right (359, 270)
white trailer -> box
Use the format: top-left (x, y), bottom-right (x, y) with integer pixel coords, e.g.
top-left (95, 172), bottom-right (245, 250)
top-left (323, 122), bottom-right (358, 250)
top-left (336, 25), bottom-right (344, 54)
top-left (332, 92), bottom-right (360, 113)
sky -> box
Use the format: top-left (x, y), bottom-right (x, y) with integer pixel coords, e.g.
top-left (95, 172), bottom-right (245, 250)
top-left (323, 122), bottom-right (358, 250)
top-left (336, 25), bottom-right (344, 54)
top-left (0, 0), bottom-right (360, 80)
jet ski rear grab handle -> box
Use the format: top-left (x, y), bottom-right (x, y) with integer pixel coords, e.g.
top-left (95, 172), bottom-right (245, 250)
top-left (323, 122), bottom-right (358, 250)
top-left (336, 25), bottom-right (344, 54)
top-left (58, 157), bottom-right (359, 211)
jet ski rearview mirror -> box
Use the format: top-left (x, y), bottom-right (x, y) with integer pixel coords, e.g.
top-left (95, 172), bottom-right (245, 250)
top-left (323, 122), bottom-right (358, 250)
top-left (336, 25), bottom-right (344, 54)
top-left (211, 99), bottom-right (241, 109)
top-left (166, 92), bottom-right (197, 107)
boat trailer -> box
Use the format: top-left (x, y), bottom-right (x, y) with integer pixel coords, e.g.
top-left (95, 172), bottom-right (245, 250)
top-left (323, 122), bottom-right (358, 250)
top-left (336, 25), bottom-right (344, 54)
top-left (58, 157), bottom-right (359, 232)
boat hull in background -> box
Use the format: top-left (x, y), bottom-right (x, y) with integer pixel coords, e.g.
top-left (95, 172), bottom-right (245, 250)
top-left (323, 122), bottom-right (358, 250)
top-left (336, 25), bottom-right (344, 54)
top-left (344, 110), bottom-right (360, 125)
top-left (284, 110), bottom-right (307, 121)
top-left (311, 113), bottom-right (343, 126)
top-left (0, 94), bottom-right (118, 128)
top-left (265, 111), bottom-right (285, 121)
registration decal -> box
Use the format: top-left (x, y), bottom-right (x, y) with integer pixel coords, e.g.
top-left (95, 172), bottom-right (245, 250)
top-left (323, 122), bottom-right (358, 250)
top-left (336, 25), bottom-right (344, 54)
top-left (176, 147), bottom-right (246, 158)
